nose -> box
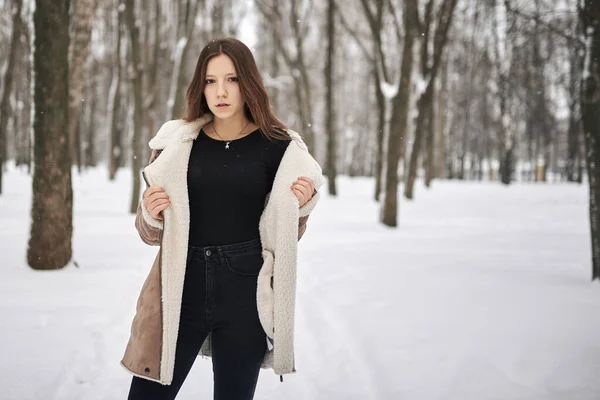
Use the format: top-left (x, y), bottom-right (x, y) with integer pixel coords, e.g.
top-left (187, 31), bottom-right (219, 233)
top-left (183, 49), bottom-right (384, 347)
top-left (216, 80), bottom-right (227, 99)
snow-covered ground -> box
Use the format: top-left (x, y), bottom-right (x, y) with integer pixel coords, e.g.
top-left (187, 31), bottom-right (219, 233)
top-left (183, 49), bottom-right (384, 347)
top-left (1, 165), bottom-right (599, 400)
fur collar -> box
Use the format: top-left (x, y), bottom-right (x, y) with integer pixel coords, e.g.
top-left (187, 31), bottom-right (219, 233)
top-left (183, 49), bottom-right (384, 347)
top-left (148, 115), bottom-right (308, 152)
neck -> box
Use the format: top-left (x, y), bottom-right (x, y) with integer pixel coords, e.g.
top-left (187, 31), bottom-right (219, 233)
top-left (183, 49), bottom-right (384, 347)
top-left (212, 115), bottom-right (250, 140)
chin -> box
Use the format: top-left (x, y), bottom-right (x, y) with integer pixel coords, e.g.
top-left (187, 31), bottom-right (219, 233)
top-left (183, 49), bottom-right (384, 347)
top-left (211, 107), bottom-right (242, 120)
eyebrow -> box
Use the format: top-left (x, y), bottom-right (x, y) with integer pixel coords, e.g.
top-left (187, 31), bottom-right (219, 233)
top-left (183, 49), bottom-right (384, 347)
top-left (205, 73), bottom-right (237, 78)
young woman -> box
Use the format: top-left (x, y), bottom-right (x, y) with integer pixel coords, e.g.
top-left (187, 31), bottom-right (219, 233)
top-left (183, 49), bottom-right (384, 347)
top-left (121, 37), bottom-right (324, 400)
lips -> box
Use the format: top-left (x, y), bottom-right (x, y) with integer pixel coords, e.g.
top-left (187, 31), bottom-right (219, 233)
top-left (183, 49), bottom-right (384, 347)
top-left (216, 103), bottom-right (230, 108)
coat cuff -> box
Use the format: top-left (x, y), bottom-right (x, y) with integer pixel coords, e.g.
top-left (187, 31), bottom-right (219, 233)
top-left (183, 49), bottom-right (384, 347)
top-left (141, 201), bottom-right (164, 229)
top-left (299, 190), bottom-right (320, 217)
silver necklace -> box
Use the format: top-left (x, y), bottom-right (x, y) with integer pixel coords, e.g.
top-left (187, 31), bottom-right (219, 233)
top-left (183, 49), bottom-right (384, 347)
top-left (212, 121), bottom-right (250, 149)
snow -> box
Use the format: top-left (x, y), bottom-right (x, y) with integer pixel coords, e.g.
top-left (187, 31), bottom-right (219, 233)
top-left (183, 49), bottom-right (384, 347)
top-left (1, 166), bottom-right (600, 400)
top-left (380, 78), bottom-right (399, 100)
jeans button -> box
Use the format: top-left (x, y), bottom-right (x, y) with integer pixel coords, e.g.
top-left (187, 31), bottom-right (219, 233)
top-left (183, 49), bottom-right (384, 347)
top-left (205, 250), bottom-right (211, 257)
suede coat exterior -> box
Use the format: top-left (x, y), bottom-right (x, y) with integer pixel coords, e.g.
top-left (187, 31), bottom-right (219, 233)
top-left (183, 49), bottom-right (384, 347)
top-left (121, 116), bottom-right (324, 385)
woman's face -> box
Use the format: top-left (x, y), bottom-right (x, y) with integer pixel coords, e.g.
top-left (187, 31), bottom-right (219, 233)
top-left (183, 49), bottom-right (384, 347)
top-left (203, 54), bottom-right (245, 121)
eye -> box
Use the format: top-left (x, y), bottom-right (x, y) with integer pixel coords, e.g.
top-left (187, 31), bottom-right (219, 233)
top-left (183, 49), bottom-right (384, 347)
top-left (204, 79), bottom-right (215, 84)
top-left (228, 77), bottom-right (239, 82)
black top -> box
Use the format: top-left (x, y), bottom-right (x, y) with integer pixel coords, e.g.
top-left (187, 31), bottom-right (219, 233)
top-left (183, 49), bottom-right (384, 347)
top-left (187, 128), bottom-right (291, 246)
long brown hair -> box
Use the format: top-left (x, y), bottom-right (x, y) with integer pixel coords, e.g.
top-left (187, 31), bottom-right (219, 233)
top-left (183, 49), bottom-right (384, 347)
top-left (185, 37), bottom-right (289, 140)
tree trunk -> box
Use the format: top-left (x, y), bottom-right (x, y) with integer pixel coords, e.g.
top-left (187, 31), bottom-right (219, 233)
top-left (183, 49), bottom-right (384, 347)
top-left (381, 0), bottom-right (418, 227)
top-left (0, 0), bottom-right (23, 195)
top-left (142, 0), bottom-right (161, 165)
top-left (567, 110), bottom-right (580, 182)
top-left (493, 1), bottom-right (514, 186)
top-left (85, 58), bottom-right (97, 167)
top-left (580, 0), bottom-right (600, 280)
top-left (373, 67), bottom-right (385, 201)
top-left (404, 0), bottom-right (457, 200)
top-left (424, 83), bottom-right (436, 187)
top-left (68, 0), bottom-right (97, 173)
top-left (169, 0), bottom-right (199, 120)
top-left (405, 84), bottom-right (434, 199)
top-left (28, 0), bottom-right (72, 270)
top-left (125, 0), bottom-right (143, 214)
top-left (268, 17), bottom-right (280, 111)
top-left (500, 144), bottom-right (514, 185)
top-left (577, 129), bottom-right (584, 184)
top-left (109, 2), bottom-right (123, 181)
top-left (567, 41), bottom-right (582, 182)
top-left (325, 0), bottom-right (337, 196)
top-left (438, 64), bottom-right (449, 180)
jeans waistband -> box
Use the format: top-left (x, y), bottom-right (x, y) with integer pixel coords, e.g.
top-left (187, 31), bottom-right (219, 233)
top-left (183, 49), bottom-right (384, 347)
top-left (189, 237), bottom-right (262, 258)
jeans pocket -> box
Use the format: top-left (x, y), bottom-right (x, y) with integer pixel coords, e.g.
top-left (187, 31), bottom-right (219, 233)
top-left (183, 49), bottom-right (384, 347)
top-left (257, 249), bottom-right (275, 339)
top-left (224, 252), bottom-right (263, 276)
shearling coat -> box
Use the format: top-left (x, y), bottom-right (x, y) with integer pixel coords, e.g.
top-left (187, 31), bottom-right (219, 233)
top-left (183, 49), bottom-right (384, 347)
top-left (120, 115), bottom-right (325, 385)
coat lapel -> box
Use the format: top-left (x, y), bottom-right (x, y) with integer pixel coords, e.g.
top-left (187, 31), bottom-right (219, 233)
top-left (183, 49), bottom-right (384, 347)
top-left (141, 116), bottom-right (211, 384)
top-left (258, 135), bottom-right (325, 373)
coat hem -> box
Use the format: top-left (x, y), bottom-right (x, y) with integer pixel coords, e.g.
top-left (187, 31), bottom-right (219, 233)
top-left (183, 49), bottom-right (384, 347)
top-left (120, 361), bottom-right (170, 386)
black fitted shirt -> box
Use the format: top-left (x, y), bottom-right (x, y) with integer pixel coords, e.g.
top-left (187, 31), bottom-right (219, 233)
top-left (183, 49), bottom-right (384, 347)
top-left (187, 129), bottom-right (291, 247)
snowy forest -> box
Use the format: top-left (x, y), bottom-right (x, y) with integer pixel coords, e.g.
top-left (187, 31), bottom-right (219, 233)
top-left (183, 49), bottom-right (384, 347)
top-left (0, 0), bottom-right (598, 265)
top-left (2, 0), bottom-right (600, 398)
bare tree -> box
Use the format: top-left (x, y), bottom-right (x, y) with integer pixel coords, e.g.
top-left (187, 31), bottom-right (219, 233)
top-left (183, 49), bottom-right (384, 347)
top-left (0, 0), bottom-right (23, 194)
top-left (124, 0), bottom-right (143, 214)
top-left (167, 0), bottom-right (200, 120)
top-left (255, 0), bottom-right (316, 151)
top-left (142, 0), bottom-right (162, 164)
top-left (325, 0), bottom-right (337, 195)
top-left (28, 0), bottom-right (72, 270)
top-left (404, 0), bottom-right (458, 199)
top-left (380, 0), bottom-right (419, 226)
top-left (567, 18), bottom-right (584, 183)
top-left (83, 57), bottom-right (98, 167)
top-left (108, 1), bottom-right (124, 180)
top-left (68, 0), bottom-right (97, 172)
top-left (579, 0), bottom-right (600, 280)
top-left (357, 0), bottom-right (389, 202)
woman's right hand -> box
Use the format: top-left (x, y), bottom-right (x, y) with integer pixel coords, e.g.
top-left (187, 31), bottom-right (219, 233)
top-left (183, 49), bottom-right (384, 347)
top-left (143, 186), bottom-right (171, 220)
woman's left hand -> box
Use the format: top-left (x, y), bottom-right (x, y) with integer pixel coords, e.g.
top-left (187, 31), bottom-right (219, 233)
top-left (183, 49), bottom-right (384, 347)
top-left (291, 177), bottom-right (315, 207)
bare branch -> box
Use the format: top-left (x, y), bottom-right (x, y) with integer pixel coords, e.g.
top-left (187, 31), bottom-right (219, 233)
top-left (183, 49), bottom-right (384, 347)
top-left (335, 0), bottom-right (374, 63)
top-left (505, 0), bottom-right (584, 48)
top-left (386, 0), bottom-right (402, 41)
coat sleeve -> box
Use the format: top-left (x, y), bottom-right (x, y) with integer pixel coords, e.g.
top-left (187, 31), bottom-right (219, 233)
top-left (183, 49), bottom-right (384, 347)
top-left (135, 150), bottom-right (164, 246)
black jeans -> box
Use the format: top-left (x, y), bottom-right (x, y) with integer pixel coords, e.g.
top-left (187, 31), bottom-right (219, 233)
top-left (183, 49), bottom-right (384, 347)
top-left (128, 238), bottom-right (267, 400)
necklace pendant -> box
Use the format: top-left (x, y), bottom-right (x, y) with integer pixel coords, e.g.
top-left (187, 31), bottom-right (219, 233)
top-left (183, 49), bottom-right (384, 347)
top-left (225, 141), bottom-right (230, 149)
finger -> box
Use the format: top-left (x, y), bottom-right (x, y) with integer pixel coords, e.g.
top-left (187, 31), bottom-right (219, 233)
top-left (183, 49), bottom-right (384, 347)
top-left (148, 192), bottom-right (170, 202)
top-left (150, 199), bottom-right (171, 210)
top-left (154, 202), bottom-right (170, 212)
top-left (292, 188), bottom-right (307, 205)
top-left (297, 181), bottom-right (315, 198)
top-left (150, 206), bottom-right (167, 219)
top-left (300, 178), bottom-right (315, 196)
top-left (297, 177), bottom-right (314, 191)
top-left (297, 176), bottom-right (313, 185)
top-left (291, 187), bottom-right (301, 201)
top-left (145, 186), bottom-right (166, 197)
top-left (293, 179), bottom-right (312, 191)
top-left (293, 183), bottom-right (310, 199)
